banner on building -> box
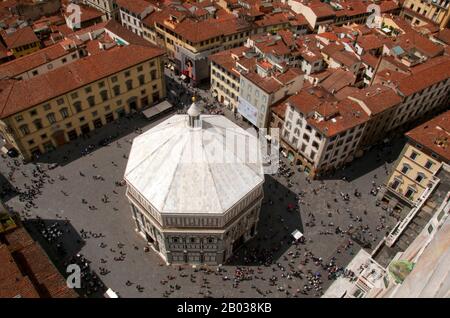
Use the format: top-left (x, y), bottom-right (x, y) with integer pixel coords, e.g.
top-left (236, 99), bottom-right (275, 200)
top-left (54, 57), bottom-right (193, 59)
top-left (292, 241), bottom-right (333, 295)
top-left (237, 97), bottom-right (258, 126)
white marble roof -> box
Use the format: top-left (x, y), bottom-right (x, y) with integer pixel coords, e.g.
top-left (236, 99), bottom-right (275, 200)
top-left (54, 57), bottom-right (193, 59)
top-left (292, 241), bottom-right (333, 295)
top-left (124, 115), bottom-right (264, 215)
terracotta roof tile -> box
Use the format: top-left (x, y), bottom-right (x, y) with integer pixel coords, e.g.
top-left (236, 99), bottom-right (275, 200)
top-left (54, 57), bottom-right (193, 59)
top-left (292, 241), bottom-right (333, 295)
top-left (321, 69), bottom-right (356, 93)
top-left (2, 26), bottom-right (39, 49)
top-left (116, 0), bottom-right (155, 15)
top-left (406, 110), bottom-right (450, 162)
top-left (0, 41), bottom-right (74, 78)
top-left (348, 84), bottom-right (402, 115)
top-left (0, 220), bottom-right (77, 298)
top-left (435, 28), bottom-right (450, 45)
top-left (0, 44), bottom-right (165, 118)
top-left (288, 86), bottom-right (368, 136)
top-left (398, 58), bottom-right (450, 96)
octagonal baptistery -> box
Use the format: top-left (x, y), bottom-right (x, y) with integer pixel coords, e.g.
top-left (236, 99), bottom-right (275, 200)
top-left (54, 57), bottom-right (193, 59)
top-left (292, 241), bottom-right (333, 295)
top-left (124, 102), bottom-right (265, 265)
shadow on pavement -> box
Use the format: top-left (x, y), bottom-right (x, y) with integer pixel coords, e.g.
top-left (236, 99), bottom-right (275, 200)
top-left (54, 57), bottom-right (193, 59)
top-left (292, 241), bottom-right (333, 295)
top-left (227, 175), bottom-right (304, 266)
top-left (318, 137), bottom-right (406, 183)
top-left (23, 217), bottom-right (107, 298)
top-left (32, 112), bottom-right (173, 167)
top-left (0, 172), bottom-right (19, 201)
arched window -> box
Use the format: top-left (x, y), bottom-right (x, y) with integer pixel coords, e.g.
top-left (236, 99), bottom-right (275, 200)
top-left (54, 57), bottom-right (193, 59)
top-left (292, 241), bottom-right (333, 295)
top-left (138, 75), bottom-right (145, 86)
top-left (60, 107), bottom-right (69, 119)
top-left (33, 119), bottom-right (43, 130)
top-left (87, 96), bottom-right (95, 107)
top-left (113, 85), bottom-right (121, 96)
top-left (415, 172), bottom-right (426, 183)
top-left (19, 124), bottom-right (30, 135)
top-left (47, 112), bottom-right (56, 124)
top-left (401, 163), bottom-right (411, 174)
top-left (125, 80), bottom-right (133, 91)
top-left (74, 101), bottom-right (82, 113)
top-left (100, 90), bottom-right (108, 102)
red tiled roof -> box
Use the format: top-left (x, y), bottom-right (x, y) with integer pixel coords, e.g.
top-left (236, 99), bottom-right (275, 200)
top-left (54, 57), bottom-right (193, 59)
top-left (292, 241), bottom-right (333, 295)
top-left (288, 86), bottom-right (368, 136)
top-left (63, 4), bottom-right (104, 23)
top-left (253, 34), bottom-right (292, 56)
top-left (307, 98), bottom-right (368, 137)
top-left (435, 28), bottom-right (450, 45)
top-left (321, 69), bottom-right (356, 93)
top-left (277, 68), bottom-right (303, 84)
top-left (308, 1), bottom-right (336, 18)
top-left (395, 31), bottom-right (444, 58)
top-left (316, 32), bottom-right (339, 42)
top-left (271, 98), bottom-right (288, 119)
top-left (254, 12), bottom-right (290, 28)
top-left (287, 87), bottom-right (335, 115)
top-left (289, 13), bottom-right (308, 26)
top-left (361, 53), bottom-right (379, 69)
top-left (209, 46), bottom-right (252, 77)
top-left (0, 44), bottom-right (165, 118)
top-left (379, 0), bottom-right (400, 13)
top-left (0, 41), bottom-right (74, 78)
top-left (243, 67), bottom-right (303, 94)
top-left (397, 58), bottom-right (450, 96)
top-left (105, 19), bottom-right (154, 47)
top-left (406, 110), bottom-right (450, 162)
top-left (0, 220), bottom-right (77, 298)
top-left (0, 42), bottom-right (9, 59)
top-left (330, 50), bottom-right (359, 67)
top-left (244, 71), bottom-right (282, 94)
top-left (2, 26), bottom-right (39, 49)
top-left (116, 0), bottom-right (154, 15)
top-left (348, 84), bottom-right (402, 115)
top-left (79, 6), bottom-right (105, 23)
top-left (357, 34), bottom-right (384, 51)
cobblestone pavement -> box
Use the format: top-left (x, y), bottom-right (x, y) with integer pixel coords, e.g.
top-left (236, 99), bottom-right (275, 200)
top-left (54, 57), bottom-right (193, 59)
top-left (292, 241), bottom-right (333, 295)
top-left (0, 106), bottom-right (405, 297)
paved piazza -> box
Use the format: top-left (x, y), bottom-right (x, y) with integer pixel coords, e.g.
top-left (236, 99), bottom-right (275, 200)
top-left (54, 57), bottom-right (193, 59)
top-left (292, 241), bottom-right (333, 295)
top-left (0, 104), bottom-right (404, 298)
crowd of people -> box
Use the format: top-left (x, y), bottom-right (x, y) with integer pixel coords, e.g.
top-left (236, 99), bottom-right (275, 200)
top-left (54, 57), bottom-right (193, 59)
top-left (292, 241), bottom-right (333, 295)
top-left (0, 68), bottom-right (400, 298)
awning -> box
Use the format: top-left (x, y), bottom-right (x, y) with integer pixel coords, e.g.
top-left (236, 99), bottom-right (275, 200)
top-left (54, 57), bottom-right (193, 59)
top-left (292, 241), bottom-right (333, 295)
top-left (142, 100), bottom-right (173, 119)
top-left (292, 230), bottom-right (303, 240)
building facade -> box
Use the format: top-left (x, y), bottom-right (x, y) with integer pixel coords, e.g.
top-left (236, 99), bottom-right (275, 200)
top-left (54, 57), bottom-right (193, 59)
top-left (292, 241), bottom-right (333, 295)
top-left (281, 88), bottom-right (368, 176)
top-left (117, 0), bottom-right (155, 37)
top-left (124, 104), bottom-right (265, 265)
top-left (1, 27), bottom-right (41, 58)
top-left (82, 0), bottom-right (119, 20)
top-left (379, 110), bottom-right (450, 215)
top-left (0, 44), bottom-right (166, 161)
top-left (401, 0), bottom-right (450, 29)
top-left (0, 39), bottom-right (82, 80)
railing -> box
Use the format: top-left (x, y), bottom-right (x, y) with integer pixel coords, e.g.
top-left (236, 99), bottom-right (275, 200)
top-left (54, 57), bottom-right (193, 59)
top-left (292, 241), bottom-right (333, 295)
top-left (384, 184), bottom-right (415, 207)
top-left (385, 175), bottom-right (440, 247)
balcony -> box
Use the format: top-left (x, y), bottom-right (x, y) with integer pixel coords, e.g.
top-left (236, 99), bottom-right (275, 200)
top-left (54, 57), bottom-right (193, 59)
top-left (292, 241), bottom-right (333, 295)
top-left (385, 184), bottom-right (415, 207)
top-left (385, 175), bottom-right (440, 247)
